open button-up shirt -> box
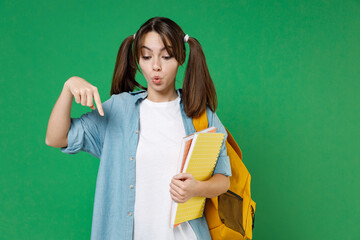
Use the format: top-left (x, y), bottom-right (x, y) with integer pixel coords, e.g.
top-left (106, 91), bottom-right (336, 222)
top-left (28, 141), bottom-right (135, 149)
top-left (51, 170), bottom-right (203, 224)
top-left (61, 89), bottom-right (232, 240)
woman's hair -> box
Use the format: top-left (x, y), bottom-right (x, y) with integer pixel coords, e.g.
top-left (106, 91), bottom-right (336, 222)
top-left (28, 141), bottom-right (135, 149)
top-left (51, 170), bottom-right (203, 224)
top-left (110, 16), bottom-right (217, 117)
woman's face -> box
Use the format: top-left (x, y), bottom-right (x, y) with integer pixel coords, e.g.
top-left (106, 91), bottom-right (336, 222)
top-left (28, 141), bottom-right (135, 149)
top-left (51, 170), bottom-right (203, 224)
top-left (139, 31), bottom-right (179, 101)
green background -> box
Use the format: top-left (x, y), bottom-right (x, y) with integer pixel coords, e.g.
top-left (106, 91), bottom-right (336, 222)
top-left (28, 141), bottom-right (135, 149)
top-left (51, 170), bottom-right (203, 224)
top-left (1, 0), bottom-right (359, 239)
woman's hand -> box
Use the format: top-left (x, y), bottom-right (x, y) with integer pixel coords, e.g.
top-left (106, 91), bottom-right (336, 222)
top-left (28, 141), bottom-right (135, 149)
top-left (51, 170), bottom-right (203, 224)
top-left (169, 173), bottom-right (200, 203)
top-left (64, 76), bottom-right (104, 116)
top-left (169, 173), bottom-right (230, 203)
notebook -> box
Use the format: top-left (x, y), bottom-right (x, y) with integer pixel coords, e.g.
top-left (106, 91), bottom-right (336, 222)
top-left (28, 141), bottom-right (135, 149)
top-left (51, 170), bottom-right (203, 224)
top-left (170, 127), bottom-right (225, 228)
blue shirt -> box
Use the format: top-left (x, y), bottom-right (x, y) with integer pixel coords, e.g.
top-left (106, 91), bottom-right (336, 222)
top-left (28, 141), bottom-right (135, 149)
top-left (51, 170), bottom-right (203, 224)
top-left (61, 89), bottom-right (232, 240)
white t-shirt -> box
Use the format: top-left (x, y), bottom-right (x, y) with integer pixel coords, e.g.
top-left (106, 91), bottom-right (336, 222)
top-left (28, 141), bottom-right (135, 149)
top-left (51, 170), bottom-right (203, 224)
top-left (134, 96), bottom-right (197, 240)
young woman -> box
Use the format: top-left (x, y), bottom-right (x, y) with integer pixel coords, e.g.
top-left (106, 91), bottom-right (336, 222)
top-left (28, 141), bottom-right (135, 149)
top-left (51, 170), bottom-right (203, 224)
top-left (46, 17), bottom-right (231, 240)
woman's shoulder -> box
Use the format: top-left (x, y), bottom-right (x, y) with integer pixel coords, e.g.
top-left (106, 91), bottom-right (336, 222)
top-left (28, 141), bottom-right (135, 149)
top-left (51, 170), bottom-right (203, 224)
top-left (110, 90), bottom-right (147, 104)
top-left (205, 106), bottom-right (216, 122)
top-left (204, 106), bottom-right (227, 133)
top-left (102, 90), bottom-right (146, 115)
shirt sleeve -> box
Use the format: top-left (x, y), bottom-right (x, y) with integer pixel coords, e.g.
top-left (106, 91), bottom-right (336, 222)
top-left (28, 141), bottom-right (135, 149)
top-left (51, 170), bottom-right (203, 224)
top-left (211, 111), bottom-right (232, 177)
top-left (60, 95), bottom-right (114, 159)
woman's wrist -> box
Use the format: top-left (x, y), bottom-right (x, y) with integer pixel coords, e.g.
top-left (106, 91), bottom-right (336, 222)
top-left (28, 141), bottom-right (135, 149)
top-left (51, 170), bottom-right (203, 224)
top-left (196, 174), bottom-right (230, 198)
top-left (193, 180), bottom-right (203, 198)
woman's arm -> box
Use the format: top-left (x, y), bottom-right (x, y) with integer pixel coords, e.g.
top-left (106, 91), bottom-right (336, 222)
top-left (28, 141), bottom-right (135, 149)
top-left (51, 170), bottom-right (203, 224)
top-left (169, 173), bottom-right (230, 203)
top-left (197, 173), bottom-right (230, 198)
top-left (45, 76), bottom-right (104, 148)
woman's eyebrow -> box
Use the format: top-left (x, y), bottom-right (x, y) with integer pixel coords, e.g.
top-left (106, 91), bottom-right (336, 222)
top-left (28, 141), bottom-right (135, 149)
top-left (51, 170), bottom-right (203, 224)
top-left (141, 46), bottom-right (172, 52)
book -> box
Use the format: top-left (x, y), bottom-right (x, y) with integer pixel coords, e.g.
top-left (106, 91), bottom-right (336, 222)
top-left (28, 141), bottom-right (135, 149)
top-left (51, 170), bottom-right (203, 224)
top-left (170, 127), bottom-right (225, 228)
top-left (178, 127), bottom-right (217, 173)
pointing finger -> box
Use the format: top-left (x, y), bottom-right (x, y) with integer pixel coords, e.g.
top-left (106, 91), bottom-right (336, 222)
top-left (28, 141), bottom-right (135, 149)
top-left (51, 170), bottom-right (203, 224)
top-left (93, 87), bottom-right (104, 116)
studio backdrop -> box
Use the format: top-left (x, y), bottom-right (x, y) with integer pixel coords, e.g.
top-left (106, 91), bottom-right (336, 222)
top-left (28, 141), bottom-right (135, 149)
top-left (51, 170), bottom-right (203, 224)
top-left (0, 0), bottom-right (359, 239)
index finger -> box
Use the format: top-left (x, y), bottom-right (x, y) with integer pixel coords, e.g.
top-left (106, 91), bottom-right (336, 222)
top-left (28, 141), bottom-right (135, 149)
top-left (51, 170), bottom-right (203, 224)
top-left (171, 179), bottom-right (184, 189)
top-left (174, 173), bottom-right (192, 179)
top-left (93, 88), bottom-right (104, 116)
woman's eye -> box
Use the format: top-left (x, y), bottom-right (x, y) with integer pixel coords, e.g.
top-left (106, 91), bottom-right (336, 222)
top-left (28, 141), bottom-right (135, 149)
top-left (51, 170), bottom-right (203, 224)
top-left (141, 56), bottom-right (173, 60)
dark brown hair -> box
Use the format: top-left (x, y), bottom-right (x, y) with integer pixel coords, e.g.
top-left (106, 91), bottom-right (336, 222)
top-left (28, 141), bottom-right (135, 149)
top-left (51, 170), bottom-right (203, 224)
top-left (110, 16), bottom-right (217, 117)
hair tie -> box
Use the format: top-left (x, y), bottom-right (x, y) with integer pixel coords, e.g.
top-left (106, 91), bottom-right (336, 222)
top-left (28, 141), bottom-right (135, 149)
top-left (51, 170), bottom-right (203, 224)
top-left (184, 34), bottom-right (189, 43)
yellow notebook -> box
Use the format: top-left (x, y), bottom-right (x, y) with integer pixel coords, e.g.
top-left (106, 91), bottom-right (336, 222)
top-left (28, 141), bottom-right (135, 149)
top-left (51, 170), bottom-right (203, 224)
top-left (170, 128), bottom-right (225, 228)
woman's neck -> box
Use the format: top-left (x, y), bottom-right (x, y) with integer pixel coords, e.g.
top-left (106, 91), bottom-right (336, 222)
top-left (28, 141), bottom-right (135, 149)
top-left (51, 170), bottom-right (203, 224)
top-left (146, 88), bottom-right (178, 102)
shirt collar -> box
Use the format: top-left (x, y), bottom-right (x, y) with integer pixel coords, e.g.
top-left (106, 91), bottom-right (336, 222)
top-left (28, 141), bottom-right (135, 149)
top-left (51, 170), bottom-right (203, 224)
top-left (129, 89), bottom-right (147, 104)
top-left (130, 89), bottom-right (183, 104)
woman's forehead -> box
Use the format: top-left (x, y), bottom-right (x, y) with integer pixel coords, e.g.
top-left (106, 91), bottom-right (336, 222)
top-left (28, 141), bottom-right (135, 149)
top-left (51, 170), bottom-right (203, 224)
top-left (141, 45), bottom-right (171, 52)
top-left (140, 32), bottom-right (172, 51)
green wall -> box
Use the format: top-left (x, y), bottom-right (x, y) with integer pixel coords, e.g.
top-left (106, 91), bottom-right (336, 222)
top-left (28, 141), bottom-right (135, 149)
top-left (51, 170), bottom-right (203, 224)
top-left (1, 0), bottom-right (359, 239)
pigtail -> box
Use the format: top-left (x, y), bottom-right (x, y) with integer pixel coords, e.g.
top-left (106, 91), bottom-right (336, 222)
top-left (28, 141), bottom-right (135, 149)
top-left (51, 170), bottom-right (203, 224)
top-left (110, 35), bottom-right (146, 95)
top-left (182, 37), bottom-right (217, 117)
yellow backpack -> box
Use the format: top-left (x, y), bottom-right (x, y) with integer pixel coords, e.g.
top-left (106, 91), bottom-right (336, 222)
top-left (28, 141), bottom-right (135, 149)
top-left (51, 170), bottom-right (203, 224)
top-left (193, 110), bottom-right (256, 240)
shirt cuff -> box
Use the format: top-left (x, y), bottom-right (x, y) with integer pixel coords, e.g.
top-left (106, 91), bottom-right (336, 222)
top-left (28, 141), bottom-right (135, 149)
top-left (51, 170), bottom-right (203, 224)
top-left (60, 118), bottom-right (84, 154)
top-left (213, 155), bottom-right (232, 177)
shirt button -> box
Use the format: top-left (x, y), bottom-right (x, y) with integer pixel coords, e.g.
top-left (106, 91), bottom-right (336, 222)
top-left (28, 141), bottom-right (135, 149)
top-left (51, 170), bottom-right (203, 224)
top-left (130, 185), bottom-right (134, 189)
top-left (130, 157), bottom-right (134, 161)
top-left (135, 130), bottom-right (139, 134)
top-left (128, 212), bottom-right (132, 216)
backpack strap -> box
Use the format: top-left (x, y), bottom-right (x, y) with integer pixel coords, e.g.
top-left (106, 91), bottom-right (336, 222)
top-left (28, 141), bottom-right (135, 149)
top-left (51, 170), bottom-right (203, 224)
top-left (192, 109), bottom-right (208, 132)
top-left (193, 109), bottom-right (242, 160)
top-left (224, 128), bottom-right (242, 160)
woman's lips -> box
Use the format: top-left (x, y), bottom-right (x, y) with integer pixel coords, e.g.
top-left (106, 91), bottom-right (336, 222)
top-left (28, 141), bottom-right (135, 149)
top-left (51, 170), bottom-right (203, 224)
top-left (152, 76), bottom-right (162, 84)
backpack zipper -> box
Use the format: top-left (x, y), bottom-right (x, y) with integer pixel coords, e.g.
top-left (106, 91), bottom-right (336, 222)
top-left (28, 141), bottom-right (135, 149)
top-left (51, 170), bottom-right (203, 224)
top-left (227, 190), bottom-right (243, 201)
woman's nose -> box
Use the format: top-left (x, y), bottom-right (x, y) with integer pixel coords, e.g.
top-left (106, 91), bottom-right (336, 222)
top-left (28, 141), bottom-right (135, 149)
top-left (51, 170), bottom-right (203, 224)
top-left (152, 58), bottom-right (161, 71)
